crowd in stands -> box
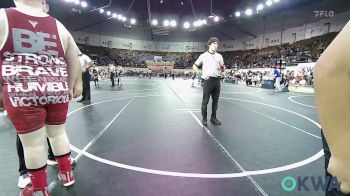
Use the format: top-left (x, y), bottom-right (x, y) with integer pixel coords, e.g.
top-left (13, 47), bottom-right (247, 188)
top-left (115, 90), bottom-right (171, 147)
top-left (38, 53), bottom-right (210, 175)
top-left (80, 32), bottom-right (336, 88)
top-left (223, 32), bottom-right (337, 69)
top-left (225, 68), bottom-right (314, 88)
top-left (92, 65), bottom-right (314, 89)
top-left (78, 32), bottom-right (336, 71)
top-left (78, 44), bottom-right (201, 69)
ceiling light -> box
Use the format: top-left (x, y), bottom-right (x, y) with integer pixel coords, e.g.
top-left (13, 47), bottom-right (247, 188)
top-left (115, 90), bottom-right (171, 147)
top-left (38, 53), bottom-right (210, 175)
top-left (163, 20), bottom-right (170, 26)
top-left (245, 8), bottom-right (253, 16)
top-left (184, 22), bottom-right (190, 29)
top-left (213, 16), bottom-right (219, 22)
top-left (152, 19), bottom-right (158, 25)
top-left (266, 0), bottom-right (273, 6)
top-left (170, 20), bottom-right (177, 27)
top-left (81, 1), bottom-right (87, 7)
top-left (257, 4), bottom-right (264, 10)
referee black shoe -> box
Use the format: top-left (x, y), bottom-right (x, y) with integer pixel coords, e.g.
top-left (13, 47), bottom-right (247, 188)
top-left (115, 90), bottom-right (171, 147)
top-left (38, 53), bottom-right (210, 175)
top-left (202, 119), bottom-right (208, 126)
top-left (210, 118), bottom-right (222, 125)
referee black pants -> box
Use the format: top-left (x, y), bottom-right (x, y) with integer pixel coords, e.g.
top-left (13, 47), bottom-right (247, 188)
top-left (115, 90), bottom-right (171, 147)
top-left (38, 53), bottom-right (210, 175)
top-left (110, 73), bottom-right (115, 87)
top-left (82, 73), bottom-right (91, 101)
top-left (202, 77), bottom-right (220, 120)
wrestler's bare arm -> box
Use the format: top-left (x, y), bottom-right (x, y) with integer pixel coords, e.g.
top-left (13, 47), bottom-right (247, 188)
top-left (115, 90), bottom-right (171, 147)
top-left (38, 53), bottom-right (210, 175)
top-left (56, 20), bottom-right (82, 98)
top-left (0, 9), bottom-right (7, 52)
top-left (315, 21), bottom-right (350, 158)
top-left (314, 20), bottom-right (350, 193)
top-left (0, 83), bottom-right (2, 107)
top-left (0, 9), bottom-right (8, 102)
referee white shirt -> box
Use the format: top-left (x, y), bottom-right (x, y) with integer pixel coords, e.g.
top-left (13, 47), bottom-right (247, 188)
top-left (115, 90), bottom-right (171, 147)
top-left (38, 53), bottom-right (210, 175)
top-left (109, 64), bottom-right (116, 73)
top-left (194, 51), bottom-right (224, 79)
top-left (78, 54), bottom-right (92, 70)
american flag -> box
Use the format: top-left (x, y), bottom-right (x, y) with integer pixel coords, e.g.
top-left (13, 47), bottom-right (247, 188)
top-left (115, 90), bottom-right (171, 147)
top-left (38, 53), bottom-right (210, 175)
top-left (152, 27), bottom-right (169, 36)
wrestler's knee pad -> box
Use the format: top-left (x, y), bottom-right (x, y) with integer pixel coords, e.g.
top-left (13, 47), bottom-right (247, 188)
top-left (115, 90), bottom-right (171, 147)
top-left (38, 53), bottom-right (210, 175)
top-left (19, 127), bottom-right (47, 169)
top-left (46, 124), bottom-right (71, 156)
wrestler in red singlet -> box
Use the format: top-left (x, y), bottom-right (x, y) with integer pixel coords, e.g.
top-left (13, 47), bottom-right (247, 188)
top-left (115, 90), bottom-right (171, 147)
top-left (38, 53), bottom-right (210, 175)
top-left (0, 1), bottom-right (81, 195)
top-left (0, 8), bottom-right (69, 133)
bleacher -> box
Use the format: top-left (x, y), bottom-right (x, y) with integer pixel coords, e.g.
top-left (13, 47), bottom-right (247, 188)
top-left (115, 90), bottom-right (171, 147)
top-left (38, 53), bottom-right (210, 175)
top-left (77, 32), bottom-right (338, 70)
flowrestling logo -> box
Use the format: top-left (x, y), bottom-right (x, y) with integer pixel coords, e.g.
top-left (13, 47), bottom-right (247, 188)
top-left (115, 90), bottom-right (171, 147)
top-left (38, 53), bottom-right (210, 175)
top-left (314, 11), bottom-right (334, 18)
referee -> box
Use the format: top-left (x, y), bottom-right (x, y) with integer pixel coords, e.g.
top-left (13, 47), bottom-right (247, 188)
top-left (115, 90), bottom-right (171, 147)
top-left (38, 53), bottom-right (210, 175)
top-left (193, 37), bottom-right (225, 126)
top-left (77, 53), bottom-right (93, 104)
top-left (109, 63), bottom-right (116, 87)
